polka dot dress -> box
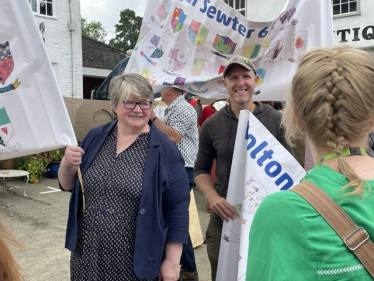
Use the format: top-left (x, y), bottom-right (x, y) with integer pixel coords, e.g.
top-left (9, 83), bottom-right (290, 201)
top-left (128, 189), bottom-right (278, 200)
top-left (71, 128), bottom-right (157, 281)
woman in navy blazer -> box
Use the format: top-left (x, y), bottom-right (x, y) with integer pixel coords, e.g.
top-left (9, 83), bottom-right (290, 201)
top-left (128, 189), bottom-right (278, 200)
top-left (59, 73), bottom-right (190, 281)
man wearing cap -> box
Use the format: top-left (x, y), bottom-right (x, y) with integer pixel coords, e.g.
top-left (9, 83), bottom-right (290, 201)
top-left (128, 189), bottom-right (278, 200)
top-left (194, 55), bottom-right (291, 280)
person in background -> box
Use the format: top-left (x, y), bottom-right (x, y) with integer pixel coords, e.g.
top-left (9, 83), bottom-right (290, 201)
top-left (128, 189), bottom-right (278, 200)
top-left (0, 218), bottom-right (23, 281)
top-left (198, 99), bottom-right (229, 128)
top-left (150, 86), bottom-right (199, 281)
top-left (194, 55), bottom-right (291, 281)
top-left (59, 73), bottom-right (190, 281)
top-left (184, 92), bottom-right (202, 126)
top-left (247, 45), bottom-right (374, 280)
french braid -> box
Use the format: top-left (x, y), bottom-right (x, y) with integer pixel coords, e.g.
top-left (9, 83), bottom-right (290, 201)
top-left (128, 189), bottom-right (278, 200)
top-left (282, 45), bottom-right (374, 196)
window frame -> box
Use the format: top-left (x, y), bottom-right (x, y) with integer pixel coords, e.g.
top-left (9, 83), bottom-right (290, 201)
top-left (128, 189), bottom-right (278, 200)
top-left (331, 0), bottom-right (360, 18)
top-left (29, 0), bottom-right (55, 17)
top-left (223, 0), bottom-right (246, 17)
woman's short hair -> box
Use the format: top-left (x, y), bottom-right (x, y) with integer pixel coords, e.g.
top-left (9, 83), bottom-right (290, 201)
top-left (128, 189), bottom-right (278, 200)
top-left (282, 45), bottom-right (374, 196)
top-left (109, 73), bottom-right (155, 116)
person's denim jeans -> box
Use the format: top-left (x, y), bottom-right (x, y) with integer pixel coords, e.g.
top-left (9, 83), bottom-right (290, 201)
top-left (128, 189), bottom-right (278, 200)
top-left (180, 168), bottom-right (197, 273)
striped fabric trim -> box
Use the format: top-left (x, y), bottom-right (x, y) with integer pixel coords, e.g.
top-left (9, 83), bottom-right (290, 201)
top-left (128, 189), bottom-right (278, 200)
top-left (317, 264), bottom-right (364, 275)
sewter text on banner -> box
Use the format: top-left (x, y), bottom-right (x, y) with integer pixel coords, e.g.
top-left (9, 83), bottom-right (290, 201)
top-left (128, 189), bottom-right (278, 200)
top-left (126, 0), bottom-right (333, 101)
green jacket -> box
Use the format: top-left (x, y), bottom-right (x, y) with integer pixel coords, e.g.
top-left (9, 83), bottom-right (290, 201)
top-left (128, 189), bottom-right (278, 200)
top-left (246, 165), bottom-right (374, 281)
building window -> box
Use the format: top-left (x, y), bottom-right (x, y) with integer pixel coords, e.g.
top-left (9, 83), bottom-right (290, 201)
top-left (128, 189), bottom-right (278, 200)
top-left (29, 0), bottom-right (54, 17)
top-left (223, 0), bottom-right (246, 17)
top-left (331, 0), bottom-right (360, 17)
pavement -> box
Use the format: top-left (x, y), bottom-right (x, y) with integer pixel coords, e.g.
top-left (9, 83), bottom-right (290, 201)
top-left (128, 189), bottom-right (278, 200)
top-left (0, 177), bottom-right (212, 281)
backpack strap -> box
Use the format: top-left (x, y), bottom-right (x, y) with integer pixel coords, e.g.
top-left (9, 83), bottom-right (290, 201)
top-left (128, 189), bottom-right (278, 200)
top-left (291, 181), bottom-right (374, 278)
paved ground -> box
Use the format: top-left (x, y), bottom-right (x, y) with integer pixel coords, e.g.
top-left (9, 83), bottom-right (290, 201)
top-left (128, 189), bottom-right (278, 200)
top-left (0, 177), bottom-right (211, 281)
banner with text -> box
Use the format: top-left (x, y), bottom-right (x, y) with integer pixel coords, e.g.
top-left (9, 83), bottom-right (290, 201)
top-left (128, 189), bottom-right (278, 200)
top-left (0, 0), bottom-right (76, 160)
top-left (126, 0), bottom-right (333, 100)
top-left (216, 110), bottom-right (306, 280)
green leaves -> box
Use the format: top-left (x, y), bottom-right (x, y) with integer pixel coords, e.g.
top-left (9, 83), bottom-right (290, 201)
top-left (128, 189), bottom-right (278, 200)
top-left (109, 9), bottom-right (143, 51)
top-left (81, 18), bottom-right (108, 43)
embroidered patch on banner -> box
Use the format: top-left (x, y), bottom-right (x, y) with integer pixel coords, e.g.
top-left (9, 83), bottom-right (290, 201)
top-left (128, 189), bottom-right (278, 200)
top-left (317, 264), bottom-right (364, 275)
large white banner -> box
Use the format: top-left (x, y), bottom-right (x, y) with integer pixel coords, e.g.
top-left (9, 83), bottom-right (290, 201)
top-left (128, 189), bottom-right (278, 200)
top-left (126, 0), bottom-right (333, 100)
top-left (217, 110), bottom-right (306, 281)
top-left (0, 0), bottom-right (76, 160)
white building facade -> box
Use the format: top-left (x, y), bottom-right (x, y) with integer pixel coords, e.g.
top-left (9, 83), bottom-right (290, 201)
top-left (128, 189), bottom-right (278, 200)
top-left (29, 0), bottom-right (83, 98)
top-left (225, 0), bottom-right (374, 54)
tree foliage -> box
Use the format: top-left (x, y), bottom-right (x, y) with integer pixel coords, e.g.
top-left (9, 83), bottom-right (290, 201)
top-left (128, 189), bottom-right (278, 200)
top-left (109, 9), bottom-right (142, 51)
top-left (81, 18), bottom-right (108, 43)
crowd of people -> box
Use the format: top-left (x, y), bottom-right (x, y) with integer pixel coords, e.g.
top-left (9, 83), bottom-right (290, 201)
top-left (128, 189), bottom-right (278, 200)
top-left (2, 45), bottom-right (374, 281)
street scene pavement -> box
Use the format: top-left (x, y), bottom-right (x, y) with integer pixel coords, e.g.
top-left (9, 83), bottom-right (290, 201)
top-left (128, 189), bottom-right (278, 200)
top-left (0, 177), bottom-right (211, 281)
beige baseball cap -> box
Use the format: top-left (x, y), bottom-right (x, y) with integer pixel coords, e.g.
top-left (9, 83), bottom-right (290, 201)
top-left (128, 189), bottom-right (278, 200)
top-left (223, 55), bottom-right (257, 77)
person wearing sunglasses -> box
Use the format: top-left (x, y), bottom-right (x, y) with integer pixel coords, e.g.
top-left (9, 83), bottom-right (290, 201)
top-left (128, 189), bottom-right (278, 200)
top-left (59, 73), bottom-right (190, 281)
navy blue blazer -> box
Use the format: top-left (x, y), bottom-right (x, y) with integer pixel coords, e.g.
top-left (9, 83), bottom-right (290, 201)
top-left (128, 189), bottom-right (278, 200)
top-left (63, 120), bottom-right (190, 279)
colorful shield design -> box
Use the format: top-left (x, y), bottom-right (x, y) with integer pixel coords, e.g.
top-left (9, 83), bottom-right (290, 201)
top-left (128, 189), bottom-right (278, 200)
top-left (290, 31), bottom-right (307, 57)
top-left (191, 58), bottom-right (213, 76)
top-left (174, 77), bottom-right (186, 85)
top-left (213, 34), bottom-right (237, 55)
top-left (137, 22), bottom-right (150, 43)
top-left (243, 177), bottom-right (268, 214)
top-left (168, 48), bottom-right (188, 72)
top-left (188, 20), bottom-right (209, 46)
top-left (147, 34), bottom-right (161, 56)
top-left (157, 0), bottom-right (172, 22)
top-left (241, 44), bottom-right (261, 59)
top-left (280, 8), bottom-right (296, 24)
top-left (0, 107), bottom-right (14, 147)
top-left (140, 69), bottom-right (158, 85)
top-left (0, 41), bottom-right (14, 85)
top-left (171, 8), bottom-right (187, 34)
top-left (146, 35), bottom-right (167, 59)
top-left (256, 68), bottom-right (266, 86)
top-left (266, 40), bottom-right (283, 60)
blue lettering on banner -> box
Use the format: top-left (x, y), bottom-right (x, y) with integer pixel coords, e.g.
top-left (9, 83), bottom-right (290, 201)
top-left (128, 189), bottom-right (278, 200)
top-left (245, 122), bottom-right (293, 190)
top-left (199, 0), bottom-right (268, 39)
top-left (179, 0), bottom-right (199, 6)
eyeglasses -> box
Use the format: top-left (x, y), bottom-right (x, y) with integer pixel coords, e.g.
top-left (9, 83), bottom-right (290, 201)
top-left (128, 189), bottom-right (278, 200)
top-left (123, 100), bottom-right (152, 110)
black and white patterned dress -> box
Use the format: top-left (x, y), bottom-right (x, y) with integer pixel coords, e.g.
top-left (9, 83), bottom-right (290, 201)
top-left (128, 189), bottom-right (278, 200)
top-left (70, 128), bottom-right (156, 281)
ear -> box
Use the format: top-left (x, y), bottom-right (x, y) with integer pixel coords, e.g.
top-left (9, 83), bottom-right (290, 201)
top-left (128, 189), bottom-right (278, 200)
top-left (368, 114), bottom-right (374, 133)
top-left (222, 77), bottom-right (227, 87)
top-left (293, 107), bottom-right (306, 133)
top-left (254, 74), bottom-right (259, 84)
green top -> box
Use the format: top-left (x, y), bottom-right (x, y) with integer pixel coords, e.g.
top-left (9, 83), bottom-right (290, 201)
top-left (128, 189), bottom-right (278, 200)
top-left (246, 165), bottom-right (374, 281)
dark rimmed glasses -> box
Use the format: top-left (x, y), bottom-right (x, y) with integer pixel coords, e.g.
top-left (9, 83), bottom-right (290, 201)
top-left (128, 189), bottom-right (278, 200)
top-left (123, 100), bottom-right (152, 110)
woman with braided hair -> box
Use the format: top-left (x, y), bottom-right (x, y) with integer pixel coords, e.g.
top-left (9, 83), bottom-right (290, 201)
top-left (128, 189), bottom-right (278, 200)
top-left (246, 46), bottom-right (374, 280)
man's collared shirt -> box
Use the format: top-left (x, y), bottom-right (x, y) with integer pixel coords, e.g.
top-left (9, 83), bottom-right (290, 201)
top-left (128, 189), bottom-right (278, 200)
top-left (161, 95), bottom-right (198, 168)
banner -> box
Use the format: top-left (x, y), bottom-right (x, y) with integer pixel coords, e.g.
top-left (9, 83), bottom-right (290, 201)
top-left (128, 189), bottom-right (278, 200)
top-left (216, 110), bottom-right (306, 281)
top-left (0, 0), bottom-right (76, 160)
top-left (126, 0), bottom-right (333, 100)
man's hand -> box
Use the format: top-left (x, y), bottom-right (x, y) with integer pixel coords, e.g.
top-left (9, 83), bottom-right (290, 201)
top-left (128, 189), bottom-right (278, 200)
top-left (208, 193), bottom-right (235, 222)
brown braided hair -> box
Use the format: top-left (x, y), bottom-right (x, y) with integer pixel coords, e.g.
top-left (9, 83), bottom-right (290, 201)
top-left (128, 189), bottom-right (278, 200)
top-left (282, 45), bottom-right (374, 196)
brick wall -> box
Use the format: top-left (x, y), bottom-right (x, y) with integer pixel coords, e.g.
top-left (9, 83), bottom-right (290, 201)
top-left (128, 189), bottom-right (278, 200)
top-left (33, 0), bottom-right (83, 98)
